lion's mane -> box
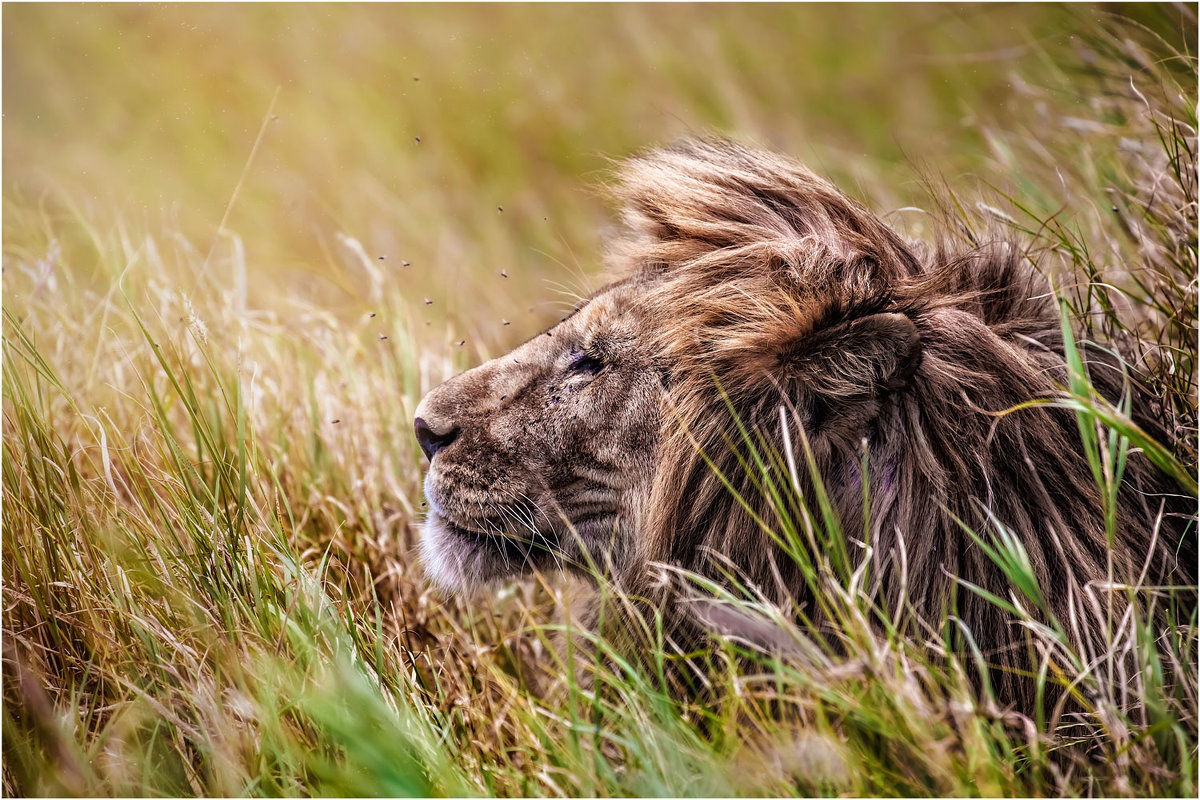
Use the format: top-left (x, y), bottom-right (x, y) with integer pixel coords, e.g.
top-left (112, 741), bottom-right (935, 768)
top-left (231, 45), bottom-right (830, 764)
top-left (607, 139), bottom-right (1195, 706)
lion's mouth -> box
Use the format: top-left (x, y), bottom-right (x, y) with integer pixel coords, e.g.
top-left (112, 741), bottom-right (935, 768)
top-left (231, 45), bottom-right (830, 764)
top-left (430, 510), bottom-right (553, 563)
top-left (423, 476), bottom-right (626, 580)
top-left (427, 507), bottom-right (622, 574)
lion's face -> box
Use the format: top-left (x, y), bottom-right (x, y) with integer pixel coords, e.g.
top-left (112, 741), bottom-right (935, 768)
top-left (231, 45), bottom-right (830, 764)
top-left (415, 280), bottom-right (664, 592)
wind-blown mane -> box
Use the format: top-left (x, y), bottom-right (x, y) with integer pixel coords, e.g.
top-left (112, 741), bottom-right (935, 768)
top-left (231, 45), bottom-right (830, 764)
top-left (607, 139), bottom-right (1195, 706)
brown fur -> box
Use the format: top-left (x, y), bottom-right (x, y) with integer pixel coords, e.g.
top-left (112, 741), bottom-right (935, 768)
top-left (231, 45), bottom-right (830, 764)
top-left (416, 139), bottom-right (1196, 710)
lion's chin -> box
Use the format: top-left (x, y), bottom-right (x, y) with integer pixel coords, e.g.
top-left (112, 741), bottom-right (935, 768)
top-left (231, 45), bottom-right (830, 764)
top-left (418, 512), bottom-right (548, 593)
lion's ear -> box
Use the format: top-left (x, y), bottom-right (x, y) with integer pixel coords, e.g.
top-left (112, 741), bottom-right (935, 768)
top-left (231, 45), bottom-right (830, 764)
top-left (787, 312), bottom-right (921, 400)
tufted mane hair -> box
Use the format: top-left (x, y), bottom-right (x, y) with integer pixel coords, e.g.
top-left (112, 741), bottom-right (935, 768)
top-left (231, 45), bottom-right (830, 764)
top-left (606, 139), bottom-right (1195, 706)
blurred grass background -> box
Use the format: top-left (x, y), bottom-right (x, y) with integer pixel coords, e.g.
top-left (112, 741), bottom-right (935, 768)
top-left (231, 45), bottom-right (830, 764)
top-left (3, 3), bottom-right (1188, 331)
top-left (3, 3), bottom-right (1196, 796)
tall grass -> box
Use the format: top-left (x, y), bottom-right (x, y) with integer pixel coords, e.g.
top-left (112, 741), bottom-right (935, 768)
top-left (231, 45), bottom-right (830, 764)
top-left (3, 5), bottom-right (1196, 797)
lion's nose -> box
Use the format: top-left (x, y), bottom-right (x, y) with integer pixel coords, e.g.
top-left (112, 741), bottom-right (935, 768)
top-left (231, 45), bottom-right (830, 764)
top-left (414, 416), bottom-right (460, 460)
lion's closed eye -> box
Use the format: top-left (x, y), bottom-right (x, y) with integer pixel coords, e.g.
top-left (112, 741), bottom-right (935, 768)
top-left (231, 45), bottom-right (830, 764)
top-left (567, 348), bottom-right (605, 375)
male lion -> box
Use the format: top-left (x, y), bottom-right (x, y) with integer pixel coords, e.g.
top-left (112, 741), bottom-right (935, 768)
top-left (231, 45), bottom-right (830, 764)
top-left (414, 139), bottom-right (1195, 708)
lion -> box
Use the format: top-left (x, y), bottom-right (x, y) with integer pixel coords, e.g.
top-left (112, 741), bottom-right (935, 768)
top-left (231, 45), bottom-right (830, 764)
top-left (414, 139), bottom-right (1196, 709)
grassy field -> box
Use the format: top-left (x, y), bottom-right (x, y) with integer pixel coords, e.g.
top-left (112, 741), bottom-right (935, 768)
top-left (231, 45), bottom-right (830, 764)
top-left (3, 4), bottom-right (1197, 796)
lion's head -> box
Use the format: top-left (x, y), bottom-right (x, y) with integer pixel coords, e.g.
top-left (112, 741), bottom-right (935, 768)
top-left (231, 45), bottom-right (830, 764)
top-left (415, 139), bottom-right (1194, 702)
top-left (416, 139), bottom-right (930, 593)
top-left (416, 277), bottom-right (665, 589)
